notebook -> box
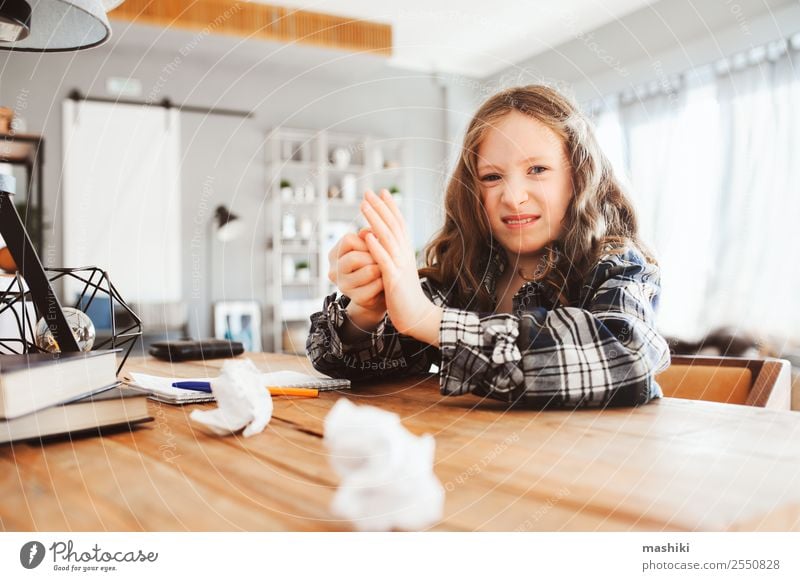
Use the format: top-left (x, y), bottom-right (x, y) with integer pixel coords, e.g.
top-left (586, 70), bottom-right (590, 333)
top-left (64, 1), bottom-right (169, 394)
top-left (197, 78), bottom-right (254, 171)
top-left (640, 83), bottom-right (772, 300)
top-left (124, 370), bottom-right (350, 404)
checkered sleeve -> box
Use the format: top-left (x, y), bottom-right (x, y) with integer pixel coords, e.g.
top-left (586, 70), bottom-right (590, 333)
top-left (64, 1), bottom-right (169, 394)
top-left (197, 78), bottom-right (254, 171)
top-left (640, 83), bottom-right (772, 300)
top-left (438, 249), bottom-right (671, 408)
top-left (306, 290), bottom-right (438, 381)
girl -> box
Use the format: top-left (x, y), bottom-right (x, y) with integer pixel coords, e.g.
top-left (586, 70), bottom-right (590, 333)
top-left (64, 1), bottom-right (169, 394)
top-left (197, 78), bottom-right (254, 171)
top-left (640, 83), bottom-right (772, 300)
top-left (307, 85), bottom-right (670, 408)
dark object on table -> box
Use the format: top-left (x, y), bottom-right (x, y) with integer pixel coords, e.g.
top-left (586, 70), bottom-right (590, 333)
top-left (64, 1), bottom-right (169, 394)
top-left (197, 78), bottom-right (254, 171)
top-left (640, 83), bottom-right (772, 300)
top-left (149, 339), bottom-right (245, 362)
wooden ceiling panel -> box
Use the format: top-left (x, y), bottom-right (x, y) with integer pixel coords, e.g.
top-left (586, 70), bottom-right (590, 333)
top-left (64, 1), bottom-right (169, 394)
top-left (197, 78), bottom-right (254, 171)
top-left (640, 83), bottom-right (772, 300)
top-left (109, 0), bottom-right (392, 56)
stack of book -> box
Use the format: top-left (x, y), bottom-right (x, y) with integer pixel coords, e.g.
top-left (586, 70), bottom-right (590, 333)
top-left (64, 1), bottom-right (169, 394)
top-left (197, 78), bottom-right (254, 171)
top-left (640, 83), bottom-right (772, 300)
top-left (0, 350), bottom-right (151, 444)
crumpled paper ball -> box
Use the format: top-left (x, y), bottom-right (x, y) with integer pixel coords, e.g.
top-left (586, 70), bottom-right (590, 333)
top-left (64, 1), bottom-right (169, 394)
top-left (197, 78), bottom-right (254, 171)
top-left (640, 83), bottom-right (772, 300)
top-left (190, 359), bottom-right (272, 437)
top-left (323, 398), bottom-right (445, 531)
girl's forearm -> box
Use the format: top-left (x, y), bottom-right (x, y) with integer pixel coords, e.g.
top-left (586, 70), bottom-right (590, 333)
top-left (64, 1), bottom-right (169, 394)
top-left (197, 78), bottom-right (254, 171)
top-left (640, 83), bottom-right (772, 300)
top-left (405, 303), bottom-right (443, 348)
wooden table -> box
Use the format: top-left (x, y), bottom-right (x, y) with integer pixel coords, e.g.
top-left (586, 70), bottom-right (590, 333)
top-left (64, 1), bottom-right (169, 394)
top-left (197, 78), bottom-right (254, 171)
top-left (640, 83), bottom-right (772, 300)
top-left (3, 353), bottom-right (800, 531)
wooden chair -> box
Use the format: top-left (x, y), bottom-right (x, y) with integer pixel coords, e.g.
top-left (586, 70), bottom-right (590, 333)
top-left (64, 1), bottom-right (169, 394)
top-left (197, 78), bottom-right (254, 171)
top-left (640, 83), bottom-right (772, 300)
top-left (656, 355), bottom-right (792, 410)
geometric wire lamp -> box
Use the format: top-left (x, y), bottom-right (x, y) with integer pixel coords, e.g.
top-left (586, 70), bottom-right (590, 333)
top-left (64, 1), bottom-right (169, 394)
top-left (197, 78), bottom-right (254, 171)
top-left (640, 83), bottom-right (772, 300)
top-left (0, 266), bottom-right (142, 374)
top-left (48, 266), bottom-right (142, 373)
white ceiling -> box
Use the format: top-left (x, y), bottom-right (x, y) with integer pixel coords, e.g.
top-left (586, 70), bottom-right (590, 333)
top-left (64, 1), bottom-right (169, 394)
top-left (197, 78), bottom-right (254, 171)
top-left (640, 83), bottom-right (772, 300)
top-left (258, 0), bottom-right (659, 76)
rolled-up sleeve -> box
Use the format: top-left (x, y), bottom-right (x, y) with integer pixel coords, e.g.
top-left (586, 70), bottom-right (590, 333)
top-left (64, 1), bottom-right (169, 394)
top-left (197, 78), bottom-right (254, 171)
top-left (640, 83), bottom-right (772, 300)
top-left (438, 249), bottom-right (671, 408)
top-left (306, 292), bottom-right (437, 381)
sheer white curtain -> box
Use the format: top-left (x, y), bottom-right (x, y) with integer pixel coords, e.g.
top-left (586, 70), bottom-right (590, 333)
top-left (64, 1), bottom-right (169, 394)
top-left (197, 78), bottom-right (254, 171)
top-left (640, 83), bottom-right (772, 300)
top-left (706, 55), bottom-right (800, 339)
top-left (592, 101), bottom-right (627, 179)
top-left (590, 48), bottom-right (800, 342)
top-left (620, 78), bottom-right (722, 340)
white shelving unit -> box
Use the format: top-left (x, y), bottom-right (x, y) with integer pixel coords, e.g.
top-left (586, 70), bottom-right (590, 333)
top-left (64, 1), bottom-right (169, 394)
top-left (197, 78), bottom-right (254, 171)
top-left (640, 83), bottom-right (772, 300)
top-left (265, 127), bottom-right (411, 354)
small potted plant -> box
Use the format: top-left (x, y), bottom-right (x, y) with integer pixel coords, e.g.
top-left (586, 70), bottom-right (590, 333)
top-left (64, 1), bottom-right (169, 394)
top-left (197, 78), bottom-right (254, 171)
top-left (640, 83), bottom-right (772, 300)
top-left (294, 260), bottom-right (311, 282)
top-left (388, 184), bottom-right (402, 205)
top-left (280, 179), bottom-right (293, 201)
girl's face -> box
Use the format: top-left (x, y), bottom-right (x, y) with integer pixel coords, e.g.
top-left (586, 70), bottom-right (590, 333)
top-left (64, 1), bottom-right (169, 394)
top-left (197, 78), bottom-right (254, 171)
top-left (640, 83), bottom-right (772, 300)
top-left (476, 111), bottom-right (572, 268)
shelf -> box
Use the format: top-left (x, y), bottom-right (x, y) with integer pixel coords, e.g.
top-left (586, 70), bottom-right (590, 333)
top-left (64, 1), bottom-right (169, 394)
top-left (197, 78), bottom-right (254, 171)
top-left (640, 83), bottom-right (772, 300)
top-left (283, 278), bottom-right (319, 286)
top-left (328, 197), bottom-right (401, 208)
top-left (268, 160), bottom-right (321, 171)
top-left (277, 198), bottom-right (323, 206)
top-left (268, 127), bottom-right (408, 353)
top-left (0, 133), bottom-right (42, 164)
top-left (281, 244), bottom-right (318, 253)
top-left (327, 164), bottom-right (365, 173)
top-left (327, 199), bottom-right (360, 208)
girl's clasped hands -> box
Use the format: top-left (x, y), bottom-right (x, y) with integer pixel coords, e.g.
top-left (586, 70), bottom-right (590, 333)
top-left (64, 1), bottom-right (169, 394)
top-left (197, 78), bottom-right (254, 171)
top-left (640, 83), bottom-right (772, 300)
top-left (327, 189), bottom-right (442, 347)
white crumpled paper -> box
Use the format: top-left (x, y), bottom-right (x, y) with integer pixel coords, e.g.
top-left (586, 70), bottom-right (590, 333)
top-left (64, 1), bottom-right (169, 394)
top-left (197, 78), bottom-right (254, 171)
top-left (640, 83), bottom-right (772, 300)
top-left (189, 359), bottom-right (273, 437)
top-left (323, 398), bottom-right (444, 531)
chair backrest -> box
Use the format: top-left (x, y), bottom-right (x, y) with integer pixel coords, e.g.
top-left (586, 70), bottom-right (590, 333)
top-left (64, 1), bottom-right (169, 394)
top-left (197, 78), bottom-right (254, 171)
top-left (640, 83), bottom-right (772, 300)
top-left (656, 355), bottom-right (792, 410)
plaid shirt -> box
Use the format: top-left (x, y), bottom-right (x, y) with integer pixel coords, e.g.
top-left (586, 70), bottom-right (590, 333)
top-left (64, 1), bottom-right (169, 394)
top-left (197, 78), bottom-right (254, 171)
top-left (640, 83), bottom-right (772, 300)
top-left (306, 246), bottom-right (671, 408)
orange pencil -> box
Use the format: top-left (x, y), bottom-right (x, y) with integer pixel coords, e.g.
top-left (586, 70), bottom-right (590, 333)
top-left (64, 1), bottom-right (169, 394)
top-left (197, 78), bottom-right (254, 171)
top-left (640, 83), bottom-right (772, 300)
top-left (268, 387), bottom-right (319, 398)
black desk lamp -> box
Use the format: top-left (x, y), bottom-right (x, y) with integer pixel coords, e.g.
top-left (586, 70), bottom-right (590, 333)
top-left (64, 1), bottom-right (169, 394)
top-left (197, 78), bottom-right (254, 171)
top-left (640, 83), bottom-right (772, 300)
top-left (0, 0), bottom-right (122, 351)
top-left (206, 205), bottom-right (242, 335)
top-left (213, 205), bottom-right (243, 242)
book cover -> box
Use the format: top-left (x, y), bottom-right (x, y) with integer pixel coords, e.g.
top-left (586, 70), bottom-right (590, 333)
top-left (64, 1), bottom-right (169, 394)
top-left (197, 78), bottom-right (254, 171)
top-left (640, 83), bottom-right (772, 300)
top-left (0, 350), bottom-right (119, 419)
top-left (0, 384), bottom-right (152, 444)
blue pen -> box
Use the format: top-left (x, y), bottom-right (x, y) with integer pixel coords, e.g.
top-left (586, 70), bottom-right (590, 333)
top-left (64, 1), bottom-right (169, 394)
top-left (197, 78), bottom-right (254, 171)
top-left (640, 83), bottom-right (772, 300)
top-left (172, 380), bottom-right (212, 393)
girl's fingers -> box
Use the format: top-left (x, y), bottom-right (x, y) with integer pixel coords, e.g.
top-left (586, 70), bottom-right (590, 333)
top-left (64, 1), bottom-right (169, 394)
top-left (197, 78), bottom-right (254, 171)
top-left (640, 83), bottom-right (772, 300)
top-left (365, 189), bottom-right (404, 241)
top-left (349, 276), bottom-right (384, 303)
top-left (364, 231), bottom-right (393, 273)
top-left (334, 232), bottom-right (368, 259)
top-left (361, 200), bottom-right (399, 257)
top-left (347, 264), bottom-right (381, 287)
top-left (337, 250), bottom-right (376, 274)
top-left (379, 189), bottom-right (406, 233)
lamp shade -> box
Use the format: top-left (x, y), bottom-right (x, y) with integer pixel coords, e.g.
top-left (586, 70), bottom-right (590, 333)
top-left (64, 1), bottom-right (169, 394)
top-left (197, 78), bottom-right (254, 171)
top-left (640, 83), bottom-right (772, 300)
top-left (0, 0), bottom-right (31, 43)
top-left (0, 0), bottom-right (112, 52)
top-left (214, 206), bottom-right (243, 242)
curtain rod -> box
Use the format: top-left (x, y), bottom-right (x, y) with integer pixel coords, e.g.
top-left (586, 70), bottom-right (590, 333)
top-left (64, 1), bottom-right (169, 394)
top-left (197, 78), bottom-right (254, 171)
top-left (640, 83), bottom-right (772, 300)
top-left (587, 30), bottom-right (800, 113)
top-left (67, 90), bottom-right (254, 119)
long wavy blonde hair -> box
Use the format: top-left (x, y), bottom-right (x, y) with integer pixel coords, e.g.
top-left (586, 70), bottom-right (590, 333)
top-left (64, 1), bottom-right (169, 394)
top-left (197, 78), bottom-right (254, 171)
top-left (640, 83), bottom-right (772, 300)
top-left (418, 85), bottom-right (654, 310)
